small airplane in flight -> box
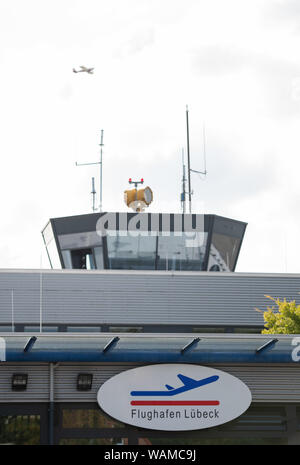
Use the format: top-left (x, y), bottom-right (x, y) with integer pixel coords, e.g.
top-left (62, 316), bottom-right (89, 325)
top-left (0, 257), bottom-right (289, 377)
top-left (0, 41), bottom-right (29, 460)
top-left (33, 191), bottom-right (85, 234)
top-left (130, 374), bottom-right (219, 397)
top-left (73, 66), bottom-right (94, 74)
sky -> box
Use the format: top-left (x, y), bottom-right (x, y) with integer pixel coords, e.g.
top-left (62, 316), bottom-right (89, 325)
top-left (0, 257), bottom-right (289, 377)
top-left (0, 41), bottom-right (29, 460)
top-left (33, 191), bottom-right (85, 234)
top-left (1, 0), bottom-right (300, 273)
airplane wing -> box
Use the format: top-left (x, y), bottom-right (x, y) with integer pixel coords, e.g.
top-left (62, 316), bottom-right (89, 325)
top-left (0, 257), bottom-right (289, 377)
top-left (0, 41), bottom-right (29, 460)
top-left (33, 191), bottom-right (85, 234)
top-left (80, 66), bottom-right (87, 70)
top-left (177, 374), bottom-right (199, 387)
top-left (165, 384), bottom-right (174, 391)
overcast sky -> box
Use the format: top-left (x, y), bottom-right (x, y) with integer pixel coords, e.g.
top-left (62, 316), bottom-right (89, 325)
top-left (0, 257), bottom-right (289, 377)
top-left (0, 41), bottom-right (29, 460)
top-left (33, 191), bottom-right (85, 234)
top-left (1, 0), bottom-right (300, 273)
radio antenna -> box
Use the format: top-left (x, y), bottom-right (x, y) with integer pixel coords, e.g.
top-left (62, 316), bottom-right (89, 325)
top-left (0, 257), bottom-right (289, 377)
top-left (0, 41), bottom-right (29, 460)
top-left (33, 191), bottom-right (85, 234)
top-left (75, 129), bottom-right (104, 212)
top-left (181, 148), bottom-right (187, 214)
top-left (91, 177), bottom-right (97, 212)
top-left (185, 106), bottom-right (207, 213)
top-left (99, 129), bottom-right (104, 212)
top-left (186, 106), bottom-right (192, 214)
top-left (203, 123), bottom-right (207, 176)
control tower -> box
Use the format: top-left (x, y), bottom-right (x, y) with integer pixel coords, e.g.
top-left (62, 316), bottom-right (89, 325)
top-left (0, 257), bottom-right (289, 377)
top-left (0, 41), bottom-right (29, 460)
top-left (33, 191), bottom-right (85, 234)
top-left (42, 212), bottom-right (247, 272)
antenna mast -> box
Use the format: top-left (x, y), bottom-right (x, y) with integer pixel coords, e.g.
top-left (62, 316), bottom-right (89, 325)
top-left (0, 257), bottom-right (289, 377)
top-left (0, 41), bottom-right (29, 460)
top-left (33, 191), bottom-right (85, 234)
top-left (185, 107), bottom-right (207, 213)
top-left (91, 177), bottom-right (96, 212)
top-left (99, 129), bottom-right (104, 212)
top-left (186, 106), bottom-right (192, 214)
top-left (75, 129), bottom-right (104, 212)
top-left (203, 123), bottom-right (207, 175)
top-left (181, 148), bottom-right (187, 214)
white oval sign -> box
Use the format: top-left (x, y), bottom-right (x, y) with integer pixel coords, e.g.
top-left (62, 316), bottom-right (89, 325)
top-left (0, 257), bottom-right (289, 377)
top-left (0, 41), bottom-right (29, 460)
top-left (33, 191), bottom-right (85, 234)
top-left (97, 364), bottom-right (252, 431)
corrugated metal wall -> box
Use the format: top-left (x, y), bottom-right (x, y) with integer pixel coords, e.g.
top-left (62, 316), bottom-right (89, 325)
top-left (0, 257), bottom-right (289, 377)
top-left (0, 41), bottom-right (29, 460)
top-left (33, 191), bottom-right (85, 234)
top-left (1, 269), bottom-right (300, 327)
top-left (0, 364), bottom-right (49, 402)
top-left (0, 363), bottom-right (300, 403)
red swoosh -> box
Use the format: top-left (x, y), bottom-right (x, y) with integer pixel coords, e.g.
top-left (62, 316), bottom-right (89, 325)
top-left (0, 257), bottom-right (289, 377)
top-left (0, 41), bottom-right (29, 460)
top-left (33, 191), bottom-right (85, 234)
top-left (131, 400), bottom-right (220, 406)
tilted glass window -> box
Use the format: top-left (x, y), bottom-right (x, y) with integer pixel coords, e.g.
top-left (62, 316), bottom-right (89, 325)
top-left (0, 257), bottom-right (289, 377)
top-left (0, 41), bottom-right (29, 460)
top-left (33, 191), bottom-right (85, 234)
top-left (208, 233), bottom-right (242, 272)
top-left (106, 231), bottom-right (207, 271)
top-left (157, 232), bottom-right (207, 271)
top-left (42, 222), bottom-right (61, 269)
top-left (106, 231), bottom-right (157, 270)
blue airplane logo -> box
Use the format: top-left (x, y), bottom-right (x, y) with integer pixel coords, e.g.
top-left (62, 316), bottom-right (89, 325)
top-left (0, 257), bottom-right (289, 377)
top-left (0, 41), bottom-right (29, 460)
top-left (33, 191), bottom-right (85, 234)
top-left (130, 374), bottom-right (219, 397)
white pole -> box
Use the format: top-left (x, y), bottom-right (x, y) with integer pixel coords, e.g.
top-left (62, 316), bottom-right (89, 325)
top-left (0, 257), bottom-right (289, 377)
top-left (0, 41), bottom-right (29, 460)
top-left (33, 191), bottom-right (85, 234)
top-left (11, 290), bottom-right (14, 333)
top-left (186, 106), bottom-right (192, 214)
top-left (40, 254), bottom-right (43, 333)
top-left (99, 130), bottom-right (104, 212)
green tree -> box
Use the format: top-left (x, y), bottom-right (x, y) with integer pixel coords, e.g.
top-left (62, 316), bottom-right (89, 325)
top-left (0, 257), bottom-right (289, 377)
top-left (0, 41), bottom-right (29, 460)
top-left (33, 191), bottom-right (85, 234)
top-left (256, 295), bottom-right (300, 334)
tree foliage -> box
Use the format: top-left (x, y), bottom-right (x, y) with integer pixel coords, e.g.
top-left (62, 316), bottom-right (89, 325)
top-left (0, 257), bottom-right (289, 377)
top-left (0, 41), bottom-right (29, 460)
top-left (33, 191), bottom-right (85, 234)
top-left (256, 295), bottom-right (300, 334)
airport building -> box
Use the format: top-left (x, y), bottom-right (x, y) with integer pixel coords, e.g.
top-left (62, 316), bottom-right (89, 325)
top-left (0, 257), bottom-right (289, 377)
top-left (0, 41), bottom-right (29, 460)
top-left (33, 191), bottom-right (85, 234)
top-left (1, 212), bottom-right (300, 445)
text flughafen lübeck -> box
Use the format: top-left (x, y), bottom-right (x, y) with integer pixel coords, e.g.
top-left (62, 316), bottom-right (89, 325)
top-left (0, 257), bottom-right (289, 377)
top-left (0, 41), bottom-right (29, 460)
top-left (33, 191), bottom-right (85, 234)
top-left (131, 407), bottom-right (219, 421)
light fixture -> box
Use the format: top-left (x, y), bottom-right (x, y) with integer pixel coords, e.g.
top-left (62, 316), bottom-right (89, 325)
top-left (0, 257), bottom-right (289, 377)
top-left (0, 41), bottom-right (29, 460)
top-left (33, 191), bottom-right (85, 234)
top-left (124, 185), bottom-right (153, 212)
top-left (103, 336), bottom-right (119, 354)
top-left (23, 336), bottom-right (37, 353)
top-left (255, 338), bottom-right (278, 354)
top-left (12, 373), bottom-right (28, 391)
top-left (77, 373), bottom-right (93, 391)
top-left (181, 337), bottom-right (200, 355)
top-left (142, 186), bottom-right (153, 205)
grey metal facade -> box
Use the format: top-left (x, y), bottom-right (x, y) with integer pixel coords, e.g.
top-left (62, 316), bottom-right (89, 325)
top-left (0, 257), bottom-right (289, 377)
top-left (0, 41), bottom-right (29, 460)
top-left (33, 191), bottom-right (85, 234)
top-left (0, 269), bottom-right (300, 328)
top-left (0, 362), bottom-right (300, 403)
top-left (1, 267), bottom-right (300, 445)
